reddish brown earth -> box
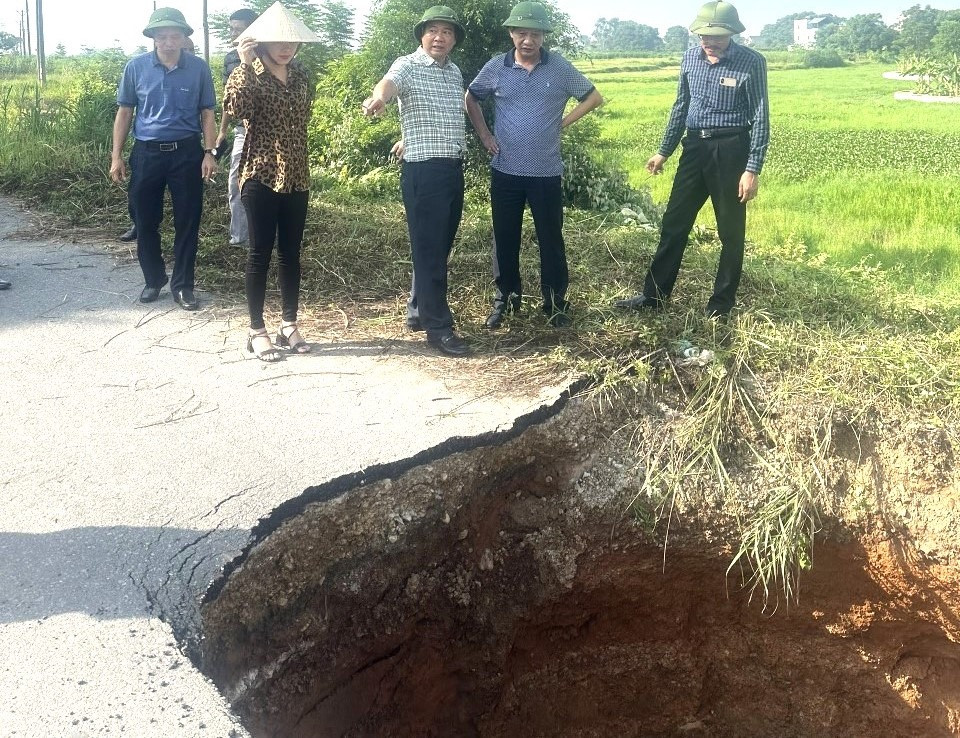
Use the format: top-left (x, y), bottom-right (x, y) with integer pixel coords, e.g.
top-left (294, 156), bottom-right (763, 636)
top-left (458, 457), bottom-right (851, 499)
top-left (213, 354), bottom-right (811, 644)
top-left (476, 541), bottom-right (960, 738)
top-left (306, 541), bottom-right (958, 738)
top-left (200, 400), bottom-right (960, 738)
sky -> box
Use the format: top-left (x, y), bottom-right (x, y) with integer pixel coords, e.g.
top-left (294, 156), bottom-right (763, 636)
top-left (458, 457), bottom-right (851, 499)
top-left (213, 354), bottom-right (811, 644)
top-left (2, 0), bottom-right (958, 55)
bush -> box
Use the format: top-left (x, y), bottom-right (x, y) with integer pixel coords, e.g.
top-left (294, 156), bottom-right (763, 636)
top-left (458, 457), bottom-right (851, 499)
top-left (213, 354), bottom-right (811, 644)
top-left (561, 116), bottom-right (639, 211)
top-left (308, 53), bottom-right (396, 175)
top-left (308, 0), bottom-right (628, 212)
top-left (900, 52), bottom-right (960, 96)
top-left (802, 49), bottom-right (844, 68)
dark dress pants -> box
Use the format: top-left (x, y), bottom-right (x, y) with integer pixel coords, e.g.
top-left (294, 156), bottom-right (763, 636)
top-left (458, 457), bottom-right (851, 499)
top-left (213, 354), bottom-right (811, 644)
top-left (401, 158), bottom-right (464, 338)
top-left (643, 132), bottom-right (749, 313)
top-left (129, 139), bottom-right (204, 293)
top-left (490, 169), bottom-right (568, 313)
top-left (127, 168), bottom-right (136, 225)
top-left (241, 179), bottom-right (309, 330)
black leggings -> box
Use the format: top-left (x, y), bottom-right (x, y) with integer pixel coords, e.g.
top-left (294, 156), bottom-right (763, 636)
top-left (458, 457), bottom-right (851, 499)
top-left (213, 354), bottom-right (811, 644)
top-left (241, 179), bottom-right (309, 330)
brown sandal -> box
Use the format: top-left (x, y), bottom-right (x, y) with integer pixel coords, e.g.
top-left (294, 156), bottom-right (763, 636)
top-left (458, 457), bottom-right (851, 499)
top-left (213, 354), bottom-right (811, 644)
top-left (276, 323), bottom-right (310, 354)
top-left (247, 329), bottom-right (283, 362)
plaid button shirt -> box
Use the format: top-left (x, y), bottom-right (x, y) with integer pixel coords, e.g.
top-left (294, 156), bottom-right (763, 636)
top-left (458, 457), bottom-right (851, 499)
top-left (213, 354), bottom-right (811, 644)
top-left (386, 47), bottom-right (466, 162)
top-left (660, 42), bottom-right (770, 174)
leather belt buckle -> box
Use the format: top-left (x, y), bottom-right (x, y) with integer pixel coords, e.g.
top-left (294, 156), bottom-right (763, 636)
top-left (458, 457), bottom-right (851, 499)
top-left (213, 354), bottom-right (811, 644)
top-left (698, 129), bottom-right (713, 139)
top-left (159, 142), bottom-right (177, 151)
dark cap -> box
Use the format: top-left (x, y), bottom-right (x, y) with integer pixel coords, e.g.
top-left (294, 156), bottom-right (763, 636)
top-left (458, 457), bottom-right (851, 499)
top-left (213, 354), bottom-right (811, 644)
top-left (229, 8), bottom-right (259, 24)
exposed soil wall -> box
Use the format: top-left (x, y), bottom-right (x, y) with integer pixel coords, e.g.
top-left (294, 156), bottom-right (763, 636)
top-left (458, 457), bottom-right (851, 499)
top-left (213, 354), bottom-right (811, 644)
top-left (200, 396), bottom-right (960, 737)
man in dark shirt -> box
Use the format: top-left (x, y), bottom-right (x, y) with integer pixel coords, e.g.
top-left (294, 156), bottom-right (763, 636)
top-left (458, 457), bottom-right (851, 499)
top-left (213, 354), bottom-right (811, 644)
top-left (466, 1), bottom-right (603, 330)
top-left (615, 0), bottom-right (769, 318)
top-left (110, 7), bottom-right (218, 310)
top-left (216, 8), bottom-right (258, 247)
top-left (362, 6), bottom-right (470, 357)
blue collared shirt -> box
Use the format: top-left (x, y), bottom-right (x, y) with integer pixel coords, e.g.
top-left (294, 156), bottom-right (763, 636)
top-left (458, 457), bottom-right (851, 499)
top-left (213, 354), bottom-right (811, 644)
top-left (117, 50), bottom-right (216, 142)
top-left (660, 42), bottom-right (770, 173)
top-left (468, 48), bottom-right (595, 177)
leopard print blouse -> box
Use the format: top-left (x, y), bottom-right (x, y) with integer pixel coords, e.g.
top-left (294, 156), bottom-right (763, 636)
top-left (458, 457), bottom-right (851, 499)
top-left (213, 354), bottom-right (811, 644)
top-left (223, 57), bottom-right (311, 193)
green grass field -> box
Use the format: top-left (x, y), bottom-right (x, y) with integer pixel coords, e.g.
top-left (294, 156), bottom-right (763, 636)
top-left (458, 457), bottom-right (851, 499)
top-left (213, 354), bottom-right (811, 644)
top-left (579, 58), bottom-right (960, 301)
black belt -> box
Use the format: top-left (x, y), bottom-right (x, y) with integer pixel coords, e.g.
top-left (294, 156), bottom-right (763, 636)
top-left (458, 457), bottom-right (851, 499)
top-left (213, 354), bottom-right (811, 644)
top-left (687, 126), bottom-right (750, 139)
top-left (137, 135), bottom-right (200, 152)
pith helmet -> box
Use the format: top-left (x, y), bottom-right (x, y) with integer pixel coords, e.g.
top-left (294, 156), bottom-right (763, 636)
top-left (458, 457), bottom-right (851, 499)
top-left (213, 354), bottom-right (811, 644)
top-left (237, 1), bottom-right (320, 43)
top-left (414, 6), bottom-right (466, 45)
top-left (143, 7), bottom-right (194, 38)
top-left (688, 1), bottom-right (745, 36)
top-left (503, 1), bottom-right (553, 33)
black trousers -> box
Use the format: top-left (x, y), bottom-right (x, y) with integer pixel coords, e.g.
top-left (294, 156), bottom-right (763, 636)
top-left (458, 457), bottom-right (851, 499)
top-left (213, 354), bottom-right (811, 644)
top-left (127, 168), bottom-right (136, 225)
top-left (643, 131), bottom-right (749, 313)
top-left (129, 137), bottom-right (204, 293)
top-left (490, 169), bottom-right (568, 313)
top-left (241, 179), bottom-right (309, 330)
top-left (401, 158), bottom-right (464, 338)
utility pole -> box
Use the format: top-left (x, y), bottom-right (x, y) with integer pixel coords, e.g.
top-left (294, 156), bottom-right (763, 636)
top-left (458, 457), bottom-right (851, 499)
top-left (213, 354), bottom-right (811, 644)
top-left (35, 0), bottom-right (46, 86)
top-left (17, 11), bottom-right (24, 55)
top-left (202, 0), bottom-right (209, 63)
top-left (24, 0), bottom-right (32, 56)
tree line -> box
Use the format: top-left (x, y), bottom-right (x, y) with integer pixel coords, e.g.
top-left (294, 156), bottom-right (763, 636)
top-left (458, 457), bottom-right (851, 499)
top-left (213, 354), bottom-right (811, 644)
top-left (587, 4), bottom-right (960, 56)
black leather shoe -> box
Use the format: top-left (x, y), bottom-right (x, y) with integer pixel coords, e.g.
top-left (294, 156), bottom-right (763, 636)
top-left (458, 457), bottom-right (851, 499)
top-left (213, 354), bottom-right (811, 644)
top-left (406, 316), bottom-right (424, 331)
top-left (173, 289), bottom-right (199, 311)
top-left (139, 285), bottom-right (161, 303)
top-left (119, 226), bottom-right (137, 242)
top-left (486, 295), bottom-right (521, 329)
top-left (705, 305), bottom-right (731, 320)
top-left (0, 279), bottom-right (10, 291)
top-left (427, 332), bottom-right (470, 357)
top-left (614, 294), bottom-right (662, 311)
top-left (548, 310), bottom-right (572, 328)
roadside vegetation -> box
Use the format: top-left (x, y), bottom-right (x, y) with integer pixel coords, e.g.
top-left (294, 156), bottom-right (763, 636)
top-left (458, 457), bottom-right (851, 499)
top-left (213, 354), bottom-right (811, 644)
top-left (1, 19), bottom-right (958, 610)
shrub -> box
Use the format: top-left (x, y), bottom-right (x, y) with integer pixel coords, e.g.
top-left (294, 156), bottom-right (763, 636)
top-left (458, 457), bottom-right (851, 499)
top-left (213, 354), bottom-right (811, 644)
top-left (802, 49), bottom-right (844, 68)
top-left (900, 52), bottom-right (960, 96)
top-left (561, 116), bottom-right (639, 212)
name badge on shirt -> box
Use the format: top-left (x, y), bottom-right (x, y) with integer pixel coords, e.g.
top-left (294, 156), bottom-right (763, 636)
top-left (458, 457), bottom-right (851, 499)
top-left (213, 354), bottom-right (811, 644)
top-left (719, 76), bottom-right (737, 88)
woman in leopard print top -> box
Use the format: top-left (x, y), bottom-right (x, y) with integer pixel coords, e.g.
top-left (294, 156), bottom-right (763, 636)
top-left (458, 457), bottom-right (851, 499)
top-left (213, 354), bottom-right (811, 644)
top-left (224, 13), bottom-right (316, 361)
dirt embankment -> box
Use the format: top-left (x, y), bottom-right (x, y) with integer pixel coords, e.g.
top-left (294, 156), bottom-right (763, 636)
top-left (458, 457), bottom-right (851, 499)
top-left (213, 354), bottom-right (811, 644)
top-left (200, 394), bottom-right (960, 737)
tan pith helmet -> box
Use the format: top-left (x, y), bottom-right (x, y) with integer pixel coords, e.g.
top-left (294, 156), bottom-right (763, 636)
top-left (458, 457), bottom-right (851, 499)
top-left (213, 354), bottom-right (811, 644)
top-left (689, 1), bottom-right (745, 36)
top-left (237, 1), bottom-right (321, 43)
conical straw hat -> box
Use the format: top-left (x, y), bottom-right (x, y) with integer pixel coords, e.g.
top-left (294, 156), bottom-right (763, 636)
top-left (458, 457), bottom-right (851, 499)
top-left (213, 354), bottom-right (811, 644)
top-left (237, 2), bottom-right (321, 43)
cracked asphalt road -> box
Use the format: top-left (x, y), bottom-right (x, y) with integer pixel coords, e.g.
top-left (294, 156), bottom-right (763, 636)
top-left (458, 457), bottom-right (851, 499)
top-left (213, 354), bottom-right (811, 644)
top-left (0, 198), bottom-right (561, 737)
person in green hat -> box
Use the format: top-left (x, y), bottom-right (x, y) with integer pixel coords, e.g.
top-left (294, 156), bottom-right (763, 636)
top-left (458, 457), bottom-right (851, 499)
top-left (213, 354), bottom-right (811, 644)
top-left (362, 6), bottom-right (470, 357)
top-left (615, 0), bottom-right (769, 319)
top-left (466, 1), bottom-right (603, 329)
top-left (110, 7), bottom-right (218, 311)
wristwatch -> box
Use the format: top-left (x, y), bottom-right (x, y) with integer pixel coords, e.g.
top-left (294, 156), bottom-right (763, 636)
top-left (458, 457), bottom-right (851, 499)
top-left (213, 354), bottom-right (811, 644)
top-left (204, 148), bottom-right (218, 157)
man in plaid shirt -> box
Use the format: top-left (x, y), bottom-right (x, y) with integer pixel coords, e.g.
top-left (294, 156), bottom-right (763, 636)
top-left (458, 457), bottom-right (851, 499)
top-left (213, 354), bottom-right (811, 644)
top-left (616, 0), bottom-right (770, 319)
top-left (363, 6), bottom-right (470, 357)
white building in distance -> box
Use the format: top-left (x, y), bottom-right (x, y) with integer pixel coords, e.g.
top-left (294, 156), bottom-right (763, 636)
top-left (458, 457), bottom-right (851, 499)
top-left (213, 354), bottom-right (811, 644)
top-left (794, 17), bottom-right (830, 48)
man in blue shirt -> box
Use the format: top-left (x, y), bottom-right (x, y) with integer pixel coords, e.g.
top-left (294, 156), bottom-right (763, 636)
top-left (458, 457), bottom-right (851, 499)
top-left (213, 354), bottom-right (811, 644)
top-left (616, 1), bottom-right (769, 319)
top-left (467, 1), bottom-right (602, 329)
top-left (110, 7), bottom-right (218, 310)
